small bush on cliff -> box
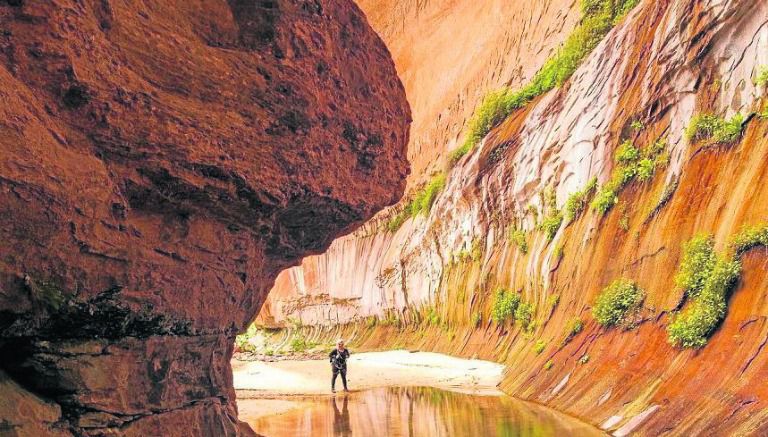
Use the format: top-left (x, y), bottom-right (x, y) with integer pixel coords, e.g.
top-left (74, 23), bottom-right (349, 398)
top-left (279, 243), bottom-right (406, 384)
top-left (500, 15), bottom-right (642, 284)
top-left (472, 311), bottom-right (483, 327)
top-left (534, 339), bottom-right (546, 354)
top-left (564, 177), bottom-right (598, 222)
top-left (538, 209), bottom-right (563, 241)
top-left (290, 336), bottom-right (315, 352)
top-left (450, 0), bottom-right (641, 162)
top-left (514, 301), bottom-right (535, 330)
top-left (593, 278), bottom-right (644, 328)
top-left (668, 257), bottom-right (741, 348)
top-left (674, 234), bottom-right (717, 299)
top-left (561, 317), bottom-right (584, 346)
top-left (386, 173), bottom-right (446, 232)
top-left (491, 288), bottom-right (521, 323)
top-left (411, 173), bottom-right (447, 216)
top-left (592, 138), bottom-right (667, 216)
top-left (544, 360), bottom-right (554, 371)
top-left (667, 234), bottom-right (742, 348)
top-left (730, 224), bottom-right (768, 255)
top-left (685, 113), bottom-right (745, 145)
top-left (508, 227), bottom-right (529, 254)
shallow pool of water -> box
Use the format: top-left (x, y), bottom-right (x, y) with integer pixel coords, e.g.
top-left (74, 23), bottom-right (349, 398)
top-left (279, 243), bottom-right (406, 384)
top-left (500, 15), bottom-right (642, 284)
top-left (240, 386), bottom-right (605, 436)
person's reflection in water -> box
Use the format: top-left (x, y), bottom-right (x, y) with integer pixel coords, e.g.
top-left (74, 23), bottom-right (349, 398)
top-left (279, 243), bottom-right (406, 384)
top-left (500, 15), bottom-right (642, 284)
top-left (332, 394), bottom-right (351, 436)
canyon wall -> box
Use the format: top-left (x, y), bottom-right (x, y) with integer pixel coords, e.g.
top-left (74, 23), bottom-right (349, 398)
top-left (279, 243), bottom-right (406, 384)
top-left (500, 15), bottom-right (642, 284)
top-left (260, 0), bottom-right (582, 325)
top-left (0, 1), bottom-right (409, 435)
top-left (262, 0), bottom-right (768, 434)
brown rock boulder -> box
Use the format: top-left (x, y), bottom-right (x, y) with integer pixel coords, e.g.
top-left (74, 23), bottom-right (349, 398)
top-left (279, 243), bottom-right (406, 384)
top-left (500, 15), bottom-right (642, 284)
top-left (0, 0), bottom-right (409, 434)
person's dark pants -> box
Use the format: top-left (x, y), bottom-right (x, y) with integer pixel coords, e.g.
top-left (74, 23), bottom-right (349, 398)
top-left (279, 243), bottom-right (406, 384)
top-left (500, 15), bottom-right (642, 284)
top-left (332, 367), bottom-right (347, 391)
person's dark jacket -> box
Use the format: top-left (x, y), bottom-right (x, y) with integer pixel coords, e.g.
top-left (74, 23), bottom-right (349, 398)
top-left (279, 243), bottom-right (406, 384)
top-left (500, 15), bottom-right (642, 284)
top-left (329, 348), bottom-right (350, 371)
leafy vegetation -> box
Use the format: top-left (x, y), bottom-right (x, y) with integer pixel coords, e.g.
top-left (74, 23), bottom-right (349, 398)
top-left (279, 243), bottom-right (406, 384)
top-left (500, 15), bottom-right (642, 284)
top-left (731, 223), bottom-right (768, 255)
top-left (514, 301), bottom-right (535, 330)
top-left (386, 173), bottom-right (446, 231)
top-left (425, 306), bottom-right (441, 326)
top-left (564, 177), bottom-right (598, 222)
top-left (547, 294), bottom-right (561, 309)
top-left (553, 243), bottom-right (564, 261)
top-left (630, 120), bottom-right (644, 131)
top-left (578, 354), bottom-right (590, 364)
top-left (472, 311), bottom-right (482, 327)
top-left (667, 234), bottom-right (742, 348)
top-left (450, 0), bottom-right (641, 162)
top-left (592, 278), bottom-right (644, 327)
top-left (491, 288), bottom-right (521, 323)
top-left (674, 234), bottom-right (717, 299)
top-left (544, 360), bottom-right (554, 371)
top-left (685, 113), bottom-right (745, 146)
top-left (591, 138), bottom-right (667, 215)
top-left (290, 336), bottom-right (315, 352)
top-left (235, 323), bottom-right (260, 353)
top-left (534, 340), bottom-right (546, 354)
top-left (668, 257), bottom-right (741, 348)
top-left (508, 227), bottom-right (529, 254)
top-left (539, 209), bottom-right (563, 241)
top-left (561, 317), bottom-right (584, 346)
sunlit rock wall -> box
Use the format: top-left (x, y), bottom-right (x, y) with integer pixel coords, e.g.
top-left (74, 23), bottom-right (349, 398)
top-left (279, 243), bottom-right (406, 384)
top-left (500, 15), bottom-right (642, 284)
top-left (263, 0), bottom-right (768, 434)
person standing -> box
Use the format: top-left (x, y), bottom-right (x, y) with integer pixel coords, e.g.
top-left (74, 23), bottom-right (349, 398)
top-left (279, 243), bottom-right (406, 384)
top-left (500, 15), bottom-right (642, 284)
top-left (329, 339), bottom-right (350, 393)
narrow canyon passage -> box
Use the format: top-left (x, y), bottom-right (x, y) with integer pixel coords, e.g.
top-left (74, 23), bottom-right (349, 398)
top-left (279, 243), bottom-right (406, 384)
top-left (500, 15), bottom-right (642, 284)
top-left (3, 0), bottom-right (768, 436)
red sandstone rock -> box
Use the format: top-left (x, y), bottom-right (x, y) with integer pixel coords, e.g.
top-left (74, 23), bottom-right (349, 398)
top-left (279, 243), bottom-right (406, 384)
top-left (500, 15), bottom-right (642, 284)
top-left (0, 0), bottom-right (409, 434)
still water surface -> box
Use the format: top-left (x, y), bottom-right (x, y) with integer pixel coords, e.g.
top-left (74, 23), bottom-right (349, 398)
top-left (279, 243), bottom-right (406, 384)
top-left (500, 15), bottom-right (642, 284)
top-left (241, 386), bottom-right (605, 436)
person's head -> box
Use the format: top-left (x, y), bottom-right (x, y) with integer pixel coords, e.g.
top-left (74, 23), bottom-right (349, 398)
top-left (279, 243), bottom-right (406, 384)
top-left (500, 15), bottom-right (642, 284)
top-left (336, 339), bottom-right (345, 349)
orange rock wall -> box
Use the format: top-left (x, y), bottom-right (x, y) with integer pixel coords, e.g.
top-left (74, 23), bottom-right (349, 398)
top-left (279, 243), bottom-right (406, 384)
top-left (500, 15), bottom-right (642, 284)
top-left (263, 0), bottom-right (768, 434)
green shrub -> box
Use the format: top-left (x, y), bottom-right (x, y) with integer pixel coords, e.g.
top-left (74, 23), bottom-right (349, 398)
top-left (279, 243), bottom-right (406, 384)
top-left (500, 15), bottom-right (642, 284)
top-left (591, 180), bottom-right (621, 215)
top-left (668, 257), bottom-right (741, 348)
top-left (491, 288), bottom-right (521, 323)
top-left (562, 317), bottom-right (584, 345)
top-left (636, 158), bottom-right (655, 181)
top-left (685, 113), bottom-right (745, 145)
top-left (544, 360), bottom-right (554, 370)
top-left (547, 294), bottom-right (561, 308)
top-left (564, 177), bottom-right (598, 222)
top-left (578, 354), bottom-right (590, 364)
top-left (731, 224), bottom-right (768, 255)
top-left (472, 311), bottom-right (482, 327)
top-left (539, 210), bottom-right (563, 241)
top-left (615, 140), bottom-right (640, 163)
top-left (674, 234), bottom-right (717, 299)
top-left (386, 173), bottom-right (447, 231)
top-left (592, 136), bottom-right (667, 216)
top-left (593, 278), bottom-right (645, 327)
top-left (553, 243), bottom-right (564, 261)
top-left (451, 0), bottom-right (641, 160)
top-left (290, 336), bottom-right (314, 352)
top-left (508, 227), bottom-right (529, 254)
top-left (534, 340), bottom-right (546, 354)
top-left (514, 301), bottom-right (535, 329)
top-left (630, 120), bottom-right (644, 131)
top-left (425, 307), bottom-right (441, 326)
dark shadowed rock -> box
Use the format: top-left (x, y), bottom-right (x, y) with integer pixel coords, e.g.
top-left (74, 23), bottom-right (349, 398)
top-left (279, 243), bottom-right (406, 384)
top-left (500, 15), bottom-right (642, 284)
top-left (0, 0), bottom-right (410, 434)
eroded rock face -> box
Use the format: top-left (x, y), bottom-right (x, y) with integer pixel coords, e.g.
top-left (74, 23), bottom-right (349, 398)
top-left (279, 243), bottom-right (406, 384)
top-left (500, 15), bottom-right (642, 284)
top-left (0, 0), bottom-right (409, 434)
top-left (260, 0), bottom-right (768, 434)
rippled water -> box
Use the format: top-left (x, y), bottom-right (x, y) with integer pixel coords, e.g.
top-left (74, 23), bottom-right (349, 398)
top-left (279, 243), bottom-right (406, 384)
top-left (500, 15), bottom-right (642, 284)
top-left (240, 386), bottom-right (605, 436)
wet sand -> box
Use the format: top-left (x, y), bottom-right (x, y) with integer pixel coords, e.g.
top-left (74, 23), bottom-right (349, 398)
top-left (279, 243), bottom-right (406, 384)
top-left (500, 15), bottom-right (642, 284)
top-left (233, 350), bottom-right (505, 400)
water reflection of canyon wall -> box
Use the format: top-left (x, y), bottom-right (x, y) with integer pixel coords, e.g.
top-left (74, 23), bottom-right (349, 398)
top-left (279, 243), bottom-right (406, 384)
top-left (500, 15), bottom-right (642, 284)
top-left (245, 387), bottom-right (603, 436)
